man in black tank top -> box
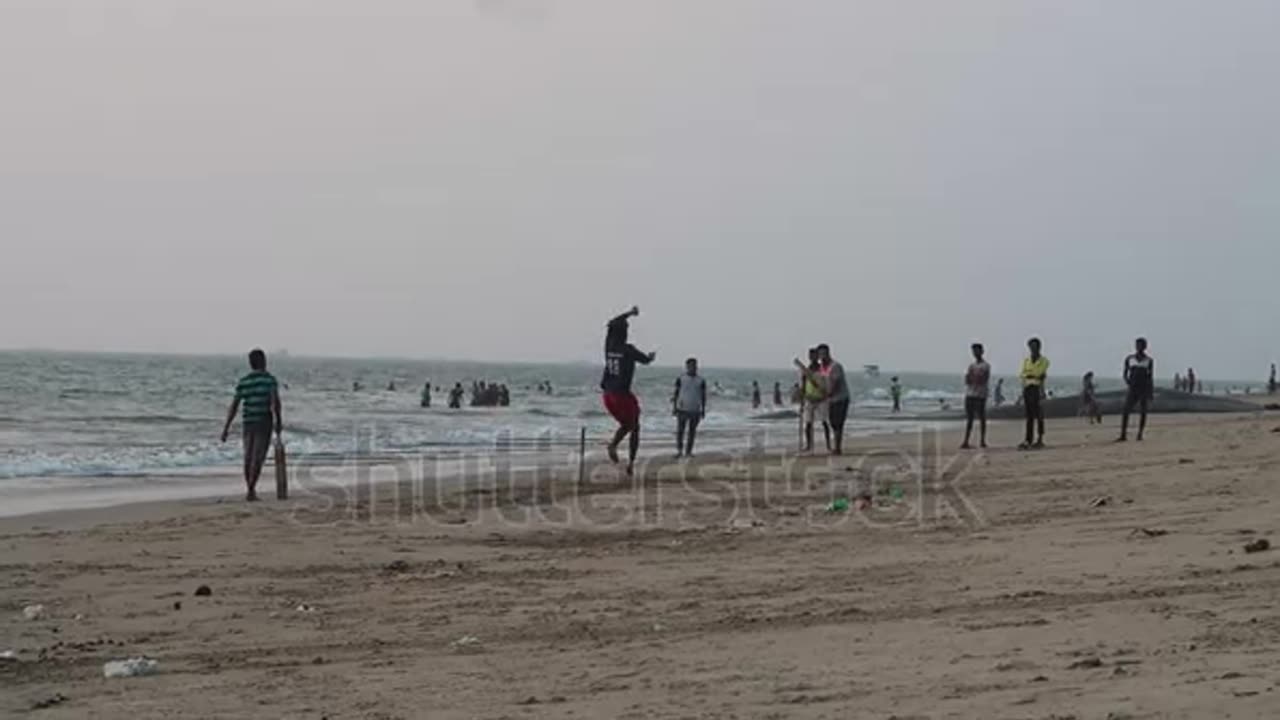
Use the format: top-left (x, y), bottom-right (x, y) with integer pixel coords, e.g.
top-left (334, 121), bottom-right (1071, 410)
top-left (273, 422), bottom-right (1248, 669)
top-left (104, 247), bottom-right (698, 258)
top-left (1118, 337), bottom-right (1155, 442)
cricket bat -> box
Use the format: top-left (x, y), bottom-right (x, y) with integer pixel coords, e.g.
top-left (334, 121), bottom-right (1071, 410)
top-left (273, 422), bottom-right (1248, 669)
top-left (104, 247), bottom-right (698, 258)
top-left (274, 437), bottom-right (288, 500)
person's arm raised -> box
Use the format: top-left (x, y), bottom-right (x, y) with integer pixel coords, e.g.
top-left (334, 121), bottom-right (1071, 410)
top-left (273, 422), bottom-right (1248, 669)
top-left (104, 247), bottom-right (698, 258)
top-left (608, 305), bottom-right (640, 326)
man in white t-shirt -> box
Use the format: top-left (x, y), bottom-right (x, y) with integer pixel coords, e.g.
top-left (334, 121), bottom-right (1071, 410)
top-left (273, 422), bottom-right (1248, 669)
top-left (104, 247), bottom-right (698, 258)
top-left (961, 342), bottom-right (991, 449)
top-left (672, 357), bottom-right (708, 458)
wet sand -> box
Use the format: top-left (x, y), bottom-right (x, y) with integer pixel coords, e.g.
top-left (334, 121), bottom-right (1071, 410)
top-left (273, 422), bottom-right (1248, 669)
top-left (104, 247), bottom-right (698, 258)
top-left (3, 411), bottom-right (1280, 719)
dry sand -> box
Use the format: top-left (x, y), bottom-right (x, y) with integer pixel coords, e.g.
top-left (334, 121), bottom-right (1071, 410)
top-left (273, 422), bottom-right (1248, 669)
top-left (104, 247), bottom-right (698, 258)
top-left (4, 412), bottom-right (1280, 719)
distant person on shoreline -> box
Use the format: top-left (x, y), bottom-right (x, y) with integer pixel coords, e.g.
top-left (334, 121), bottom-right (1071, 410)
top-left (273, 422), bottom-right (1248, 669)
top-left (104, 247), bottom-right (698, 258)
top-left (1173, 372), bottom-right (1182, 392)
top-left (1270, 364), bottom-right (1277, 395)
top-left (672, 357), bottom-right (708, 458)
top-left (890, 377), bottom-right (903, 413)
top-left (601, 306), bottom-right (655, 476)
top-left (448, 383), bottom-right (464, 409)
top-left (1018, 338), bottom-right (1049, 450)
top-left (993, 378), bottom-right (1006, 407)
top-left (421, 382), bottom-right (432, 408)
top-left (773, 382), bottom-right (783, 406)
top-left (751, 381), bottom-right (761, 410)
top-left (796, 348), bottom-right (829, 453)
top-left (818, 344), bottom-right (850, 456)
top-left (387, 380), bottom-right (396, 392)
top-left (352, 381), bottom-right (362, 392)
top-left (1186, 368), bottom-right (1197, 395)
top-left (961, 343), bottom-right (990, 449)
top-left (1080, 372), bottom-right (1102, 425)
top-left (1118, 337), bottom-right (1155, 442)
top-left (220, 349), bottom-right (282, 502)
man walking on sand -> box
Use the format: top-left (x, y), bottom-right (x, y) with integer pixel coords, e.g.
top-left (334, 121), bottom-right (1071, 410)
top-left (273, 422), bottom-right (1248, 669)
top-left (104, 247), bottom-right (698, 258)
top-left (221, 349), bottom-right (282, 502)
top-left (672, 357), bottom-right (708, 458)
top-left (1118, 337), bottom-right (1155, 442)
top-left (961, 343), bottom-right (990, 449)
top-left (601, 306), bottom-right (656, 477)
top-left (1018, 338), bottom-right (1049, 450)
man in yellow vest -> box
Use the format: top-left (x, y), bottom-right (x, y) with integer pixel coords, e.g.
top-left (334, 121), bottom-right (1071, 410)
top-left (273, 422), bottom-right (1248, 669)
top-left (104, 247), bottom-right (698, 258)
top-left (1018, 337), bottom-right (1049, 450)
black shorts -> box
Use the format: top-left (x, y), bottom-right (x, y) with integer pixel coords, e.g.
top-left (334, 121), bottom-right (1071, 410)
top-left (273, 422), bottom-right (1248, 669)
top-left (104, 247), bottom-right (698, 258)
top-left (828, 399), bottom-right (850, 431)
top-left (243, 423), bottom-right (273, 467)
top-left (1126, 385), bottom-right (1152, 408)
top-left (965, 396), bottom-right (987, 419)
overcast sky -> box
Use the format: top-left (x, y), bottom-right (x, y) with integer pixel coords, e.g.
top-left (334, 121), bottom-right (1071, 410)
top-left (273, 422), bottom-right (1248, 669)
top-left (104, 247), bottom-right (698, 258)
top-left (2, 0), bottom-right (1277, 378)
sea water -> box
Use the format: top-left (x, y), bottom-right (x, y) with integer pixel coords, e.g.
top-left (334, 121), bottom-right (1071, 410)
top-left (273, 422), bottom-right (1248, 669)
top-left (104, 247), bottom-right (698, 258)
top-left (0, 351), bottom-right (1038, 514)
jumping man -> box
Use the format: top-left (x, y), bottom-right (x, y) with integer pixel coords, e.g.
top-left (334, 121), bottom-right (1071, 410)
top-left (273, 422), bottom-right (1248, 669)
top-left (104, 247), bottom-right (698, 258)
top-left (601, 306), bottom-right (656, 476)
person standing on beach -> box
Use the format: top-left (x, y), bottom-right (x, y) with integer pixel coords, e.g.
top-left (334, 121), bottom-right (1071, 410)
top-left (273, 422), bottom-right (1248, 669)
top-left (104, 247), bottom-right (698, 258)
top-left (1270, 364), bottom-right (1277, 395)
top-left (890, 377), bottom-right (903, 413)
top-left (751, 381), bottom-right (762, 410)
top-left (1080, 372), bottom-right (1102, 424)
top-left (818, 344), bottom-right (851, 455)
top-left (993, 378), bottom-right (1006, 407)
top-left (601, 306), bottom-right (656, 476)
top-left (961, 343), bottom-right (990, 449)
top-left (1018, 338), bottom-right (1049, 450)
top-left (796, 348), bottom-right (829, 453)
top-left (220, 349), bottom-right (282, 502)
top-left (773, 382), bottom-right (783, 406)
top-left (1186, 368), bottom-right (1197, 395)
top-left (672, 358), bottom-right (708, 458)
top-left (1118, 337), bottom-right (1155, 442)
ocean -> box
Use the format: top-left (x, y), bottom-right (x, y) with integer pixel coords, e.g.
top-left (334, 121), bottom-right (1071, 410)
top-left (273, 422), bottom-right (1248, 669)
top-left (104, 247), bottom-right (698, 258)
top-left (0, 351), bottom-right (1115, 515)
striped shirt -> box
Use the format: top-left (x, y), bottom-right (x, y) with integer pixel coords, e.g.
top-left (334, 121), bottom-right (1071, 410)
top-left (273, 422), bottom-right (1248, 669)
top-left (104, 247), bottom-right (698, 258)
top-left (235, 371), bottom-right (278, 428)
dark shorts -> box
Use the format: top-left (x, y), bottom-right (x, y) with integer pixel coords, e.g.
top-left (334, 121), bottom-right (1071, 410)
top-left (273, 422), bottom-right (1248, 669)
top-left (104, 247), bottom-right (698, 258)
top-left (965, 396), bottom-right (987, 419)
top-left (828, 399), bottom-right (850, 431)
top-left (243, 423), bottom-right (273, 467)
top-left (602, 392), bottom-right (641, 428)
top-left (1126, 385), bottom-right (1153, 408)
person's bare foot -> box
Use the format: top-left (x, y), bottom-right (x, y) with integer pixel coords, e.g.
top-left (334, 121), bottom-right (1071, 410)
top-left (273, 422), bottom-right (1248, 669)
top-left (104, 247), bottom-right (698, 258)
top-left (625, 463), bottom-right (634, 477)
top-left (246, 492), bottom-right (260, 502)
top-left (1115, 436), bottom-right (1127, 443)
top-left (607, 443), bottom-right (620, 464)
top-left (959, 442), bottom-right (971, 450)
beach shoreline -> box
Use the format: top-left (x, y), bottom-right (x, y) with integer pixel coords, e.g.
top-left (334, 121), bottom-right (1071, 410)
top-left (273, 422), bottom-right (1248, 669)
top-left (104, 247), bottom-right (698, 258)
top-left (4, 411), bottom-right (1280, 718)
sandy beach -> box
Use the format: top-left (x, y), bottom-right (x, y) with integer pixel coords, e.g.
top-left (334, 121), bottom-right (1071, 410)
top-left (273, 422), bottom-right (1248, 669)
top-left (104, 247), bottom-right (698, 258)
top-left (4, 411), bottom-right (1280, 719)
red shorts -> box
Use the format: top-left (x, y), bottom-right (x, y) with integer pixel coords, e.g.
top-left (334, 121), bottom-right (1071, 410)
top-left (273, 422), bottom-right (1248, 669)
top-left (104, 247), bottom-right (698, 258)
top-left (602, 392), bottom-right (641, 428)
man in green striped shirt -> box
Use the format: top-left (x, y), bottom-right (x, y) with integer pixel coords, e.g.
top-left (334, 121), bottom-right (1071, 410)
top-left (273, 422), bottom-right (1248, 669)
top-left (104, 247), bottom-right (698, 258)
top-left (220, 349), bottom-right (283, 502)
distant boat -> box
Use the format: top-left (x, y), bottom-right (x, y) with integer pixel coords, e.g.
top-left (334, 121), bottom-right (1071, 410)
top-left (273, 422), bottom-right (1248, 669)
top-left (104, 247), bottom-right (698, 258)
top-left (863, 364), bottom-right (881, 378)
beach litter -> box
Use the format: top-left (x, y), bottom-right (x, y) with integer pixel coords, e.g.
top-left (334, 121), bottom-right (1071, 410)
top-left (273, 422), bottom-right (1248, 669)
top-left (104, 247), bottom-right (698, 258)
top-left (193, 585), bottom-right (212, 597)
top-left (1, 650), bottom-right (18, 662)
top-left (1132, 528), bottom-right (1168, 538)
top-left (1089, 496), bottom-right (1112, 508)
top-left (31, 694), bottom-right (69, 710)
top-left (826, 498), bottom-right (850, 513)
top-left (450, 635), bottom-right (482, 651)
top-left (22, 604), bottom-right (46, 621)
top-left (103, 657), bottom-right (160, 679)
top-left (295, 604), bottom-right (316, 613)
top-left (1244, 538), bottom-right (1271, 554)
top-left (384, 560), bottom-right (411, 574)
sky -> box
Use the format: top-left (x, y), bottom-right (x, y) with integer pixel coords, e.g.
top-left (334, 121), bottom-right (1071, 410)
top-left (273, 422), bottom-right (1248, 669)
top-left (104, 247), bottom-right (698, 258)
top-left (1, 0), bottom-right (1277, 379)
